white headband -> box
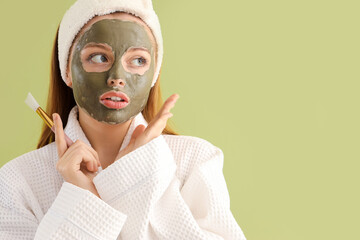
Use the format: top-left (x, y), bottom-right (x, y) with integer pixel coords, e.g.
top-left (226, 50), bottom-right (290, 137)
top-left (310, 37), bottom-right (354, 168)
top-left (58, 0), bottom-right (163, 88)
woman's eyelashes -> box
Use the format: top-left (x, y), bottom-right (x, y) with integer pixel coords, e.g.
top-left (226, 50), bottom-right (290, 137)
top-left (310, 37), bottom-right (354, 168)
top-left (87, 53), bottom-right (109, 63)
top-left (89, 54), bottom-right (108, 63)
top-left (121, 47), bottom-right (151, 75)
top-left (122, 53), bottom-right (151, 75)
top-left (129, 57), bottom-right (147, 67)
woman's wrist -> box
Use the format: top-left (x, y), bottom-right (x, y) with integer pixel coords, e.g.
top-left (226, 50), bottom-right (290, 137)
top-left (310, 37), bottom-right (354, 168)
top-left (76, 181), bottom-right (101, 198)
top-left (89, 184), bottom-right (101, 198)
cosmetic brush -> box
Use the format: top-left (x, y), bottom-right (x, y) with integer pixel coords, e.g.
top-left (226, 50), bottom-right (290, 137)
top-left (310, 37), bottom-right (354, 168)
top-left (25, 92), bottom-right (74, 147)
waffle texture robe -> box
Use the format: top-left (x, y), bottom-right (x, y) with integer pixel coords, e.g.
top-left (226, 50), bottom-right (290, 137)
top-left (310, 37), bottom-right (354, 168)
top-left (0, 106), bottom-right (246, 240)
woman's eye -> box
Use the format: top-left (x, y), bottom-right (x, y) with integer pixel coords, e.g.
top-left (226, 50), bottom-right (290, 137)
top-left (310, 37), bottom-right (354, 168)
top-left (131, 57), bottom-right (147, 67)
top-left (90, 54), bottom-right (108, 63)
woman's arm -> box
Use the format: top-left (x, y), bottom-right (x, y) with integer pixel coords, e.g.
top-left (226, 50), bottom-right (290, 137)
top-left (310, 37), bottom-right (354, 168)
top-left (0, 166), bottom-right (126, 240)
top-left (93, 135), bottom-right (246, 240)
top-left (178, 143), bottom-right (246, 240)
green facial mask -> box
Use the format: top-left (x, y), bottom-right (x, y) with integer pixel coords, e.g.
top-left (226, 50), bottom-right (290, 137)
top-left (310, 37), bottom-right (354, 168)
top-left (71, 19), bottom-right (155, 124)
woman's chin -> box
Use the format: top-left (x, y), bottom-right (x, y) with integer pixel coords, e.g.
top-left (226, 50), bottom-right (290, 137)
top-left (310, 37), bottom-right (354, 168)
top-left (98, 119), bottom-right (128, 125)
top-left (78, 104), bottom-right (140, 126)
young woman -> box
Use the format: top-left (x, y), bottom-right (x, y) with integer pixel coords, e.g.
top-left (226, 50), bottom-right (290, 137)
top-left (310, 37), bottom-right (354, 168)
top-left (0, 0), bottom-right (246, 239)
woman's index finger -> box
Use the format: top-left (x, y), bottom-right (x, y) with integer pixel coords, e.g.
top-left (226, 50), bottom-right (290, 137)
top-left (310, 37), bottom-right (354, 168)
top-left (158, 94), bottom-right (179, 116)
top-left (143, 94), bottom-right (179, 140)
top-left (53, 113), bottom-right (68, 158)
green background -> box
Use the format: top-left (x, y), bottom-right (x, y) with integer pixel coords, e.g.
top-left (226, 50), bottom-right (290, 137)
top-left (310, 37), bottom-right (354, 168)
top-left (1, 0), bottom-right (359, 239)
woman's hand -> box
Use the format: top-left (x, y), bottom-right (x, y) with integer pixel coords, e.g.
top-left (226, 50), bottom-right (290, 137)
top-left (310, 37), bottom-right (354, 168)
top-left (53, 113), bottom-right (101, 198)
top-left (115, 93), bottom-right (179, 160)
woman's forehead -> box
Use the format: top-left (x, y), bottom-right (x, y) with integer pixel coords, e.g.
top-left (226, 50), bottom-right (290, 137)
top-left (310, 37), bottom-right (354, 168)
top-left (79, 20), bottom-right (154, 52)
top-left (73, 12), bottom-right (156, 49)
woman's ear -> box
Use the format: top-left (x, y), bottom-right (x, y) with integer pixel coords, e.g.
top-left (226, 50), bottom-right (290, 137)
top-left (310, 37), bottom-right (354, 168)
top-left (65, 68), bottom-right (73, 88)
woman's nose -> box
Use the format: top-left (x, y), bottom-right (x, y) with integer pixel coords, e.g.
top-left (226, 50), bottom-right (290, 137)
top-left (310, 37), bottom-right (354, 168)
top-left (107, 78), bottom-right (126, 87)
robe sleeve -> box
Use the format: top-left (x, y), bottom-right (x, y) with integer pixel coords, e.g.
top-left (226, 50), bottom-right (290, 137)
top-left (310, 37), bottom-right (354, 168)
top-left (93, 135), bottom-right (247, 240)
top-left (0, 167), bottom-right (126, 240)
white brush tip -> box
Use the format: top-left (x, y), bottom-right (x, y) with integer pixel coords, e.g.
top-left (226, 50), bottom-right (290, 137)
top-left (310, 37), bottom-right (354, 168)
top-left (25, 92), bottom-right (40, 111)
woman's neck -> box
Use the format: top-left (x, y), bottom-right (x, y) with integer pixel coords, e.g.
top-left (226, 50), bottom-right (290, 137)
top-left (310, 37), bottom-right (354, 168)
top-left (78, 107), bottom-right (133, 169)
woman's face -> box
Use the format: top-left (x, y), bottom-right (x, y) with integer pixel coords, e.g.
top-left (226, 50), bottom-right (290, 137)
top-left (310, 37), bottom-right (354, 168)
top-left (66, 13), bottom-right (156, 124)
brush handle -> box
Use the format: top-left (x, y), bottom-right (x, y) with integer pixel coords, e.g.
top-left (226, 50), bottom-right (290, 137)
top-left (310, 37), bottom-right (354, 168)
top-left (50, 125), bottom-right (74, 147)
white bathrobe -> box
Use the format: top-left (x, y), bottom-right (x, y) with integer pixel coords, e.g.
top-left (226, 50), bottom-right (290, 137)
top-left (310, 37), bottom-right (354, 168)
top-left (0, 106), bottom-right (246, 240)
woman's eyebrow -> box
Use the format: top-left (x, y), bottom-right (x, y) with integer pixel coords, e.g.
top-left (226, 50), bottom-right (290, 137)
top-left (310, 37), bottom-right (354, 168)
top-left (83, 43), bottom-right (112, 50)
top-left (126, 47), bottom-right (150, 54)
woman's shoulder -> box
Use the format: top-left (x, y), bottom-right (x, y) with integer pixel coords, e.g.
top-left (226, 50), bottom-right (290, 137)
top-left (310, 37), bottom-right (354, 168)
top-left (0, 143), bottom-right (60, 212)
top-left (163, 134), bottom-right (222, 154)
top-left (0, 142), bottom-right (58, 183)
top-left (162, 134), bottom-right (224, 180)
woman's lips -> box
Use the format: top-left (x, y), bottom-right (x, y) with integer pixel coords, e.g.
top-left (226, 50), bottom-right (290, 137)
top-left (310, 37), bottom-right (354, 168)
top-left (99, 91), bottom-right (130, 109)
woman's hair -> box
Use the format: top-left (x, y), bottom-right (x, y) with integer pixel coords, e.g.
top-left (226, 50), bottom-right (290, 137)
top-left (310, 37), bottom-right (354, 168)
top-left (37, 25), bottom-right (178, 149)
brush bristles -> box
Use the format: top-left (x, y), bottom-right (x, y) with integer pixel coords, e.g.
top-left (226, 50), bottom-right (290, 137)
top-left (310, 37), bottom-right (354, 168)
top-left (25, 92), bottom-right (40, 111)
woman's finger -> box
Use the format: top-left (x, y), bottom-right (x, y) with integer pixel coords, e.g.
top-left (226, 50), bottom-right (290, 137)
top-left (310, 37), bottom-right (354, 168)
top-left (157, 94), bottom-right (179, 117)
top-left (61, 143), bottom-right (98, 172)
top-left (116, 125), bottom-right (146, 160)
top-left (114, 95), bottom-right (179, 161)
top-left (130, 125), bottom-right (146, 143)
top-left (77, 140), bottom-right (101, 167)
top-left (147, 94), bottom-right (178, 131)
top-left (139, 115), bottom-right (168, 145)
top-left (146, 112), bottom-right (173, 139)
top-left (53, 113), bottom-right (67, 158)
top-left (150, 112), bottom-right (172, 129)
top-left (142, 94), bottom-right (178, 140)
top-left (72, 142), bottom-right (98, 172)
